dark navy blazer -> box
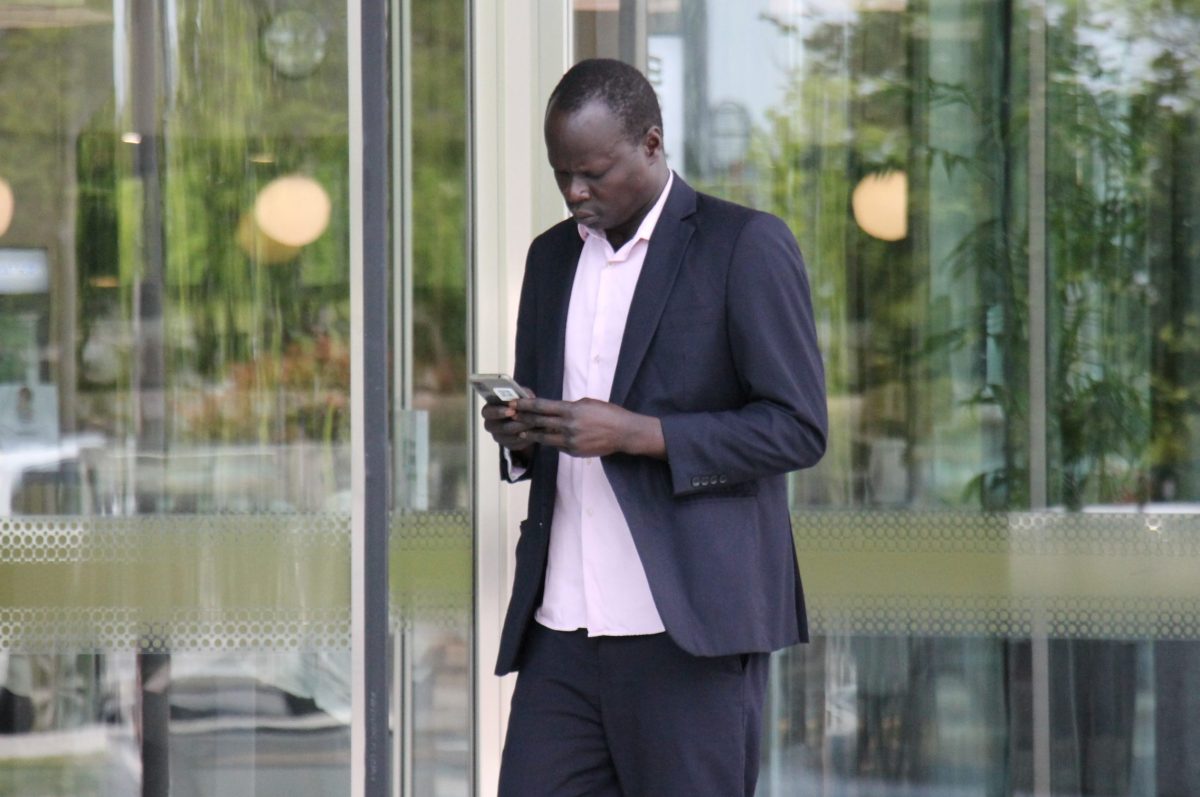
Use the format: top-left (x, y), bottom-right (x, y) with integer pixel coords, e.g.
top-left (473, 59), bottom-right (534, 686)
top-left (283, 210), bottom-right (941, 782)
top-left (495, 176), bottom-right (827, 676)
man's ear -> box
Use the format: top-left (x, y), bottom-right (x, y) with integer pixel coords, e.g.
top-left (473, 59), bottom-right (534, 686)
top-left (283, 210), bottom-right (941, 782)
top-left (642, 126), bottom-right (665, 159)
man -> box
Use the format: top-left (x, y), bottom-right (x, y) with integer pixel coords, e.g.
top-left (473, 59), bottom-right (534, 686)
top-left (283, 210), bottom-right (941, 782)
top-left (482, 58), bottom-right (827, 796)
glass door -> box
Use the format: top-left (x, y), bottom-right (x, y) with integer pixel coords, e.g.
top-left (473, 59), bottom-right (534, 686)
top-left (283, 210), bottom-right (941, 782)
top-left (0, 1), bottom-right (477, 795)
top-left (0, 2), bottom-right (354, 794)
top-left (388, 1), bottom-right (474, 795)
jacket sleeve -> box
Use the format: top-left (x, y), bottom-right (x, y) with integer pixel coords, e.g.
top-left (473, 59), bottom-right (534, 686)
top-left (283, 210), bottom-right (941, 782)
top-left (658, 213), bottom-right (827, 495)
top-left (498, 242), bottom-right (541, 484)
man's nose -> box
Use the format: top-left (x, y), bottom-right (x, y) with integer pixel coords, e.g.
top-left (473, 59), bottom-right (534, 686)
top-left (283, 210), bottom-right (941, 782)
top-left (564, 176), bottom-right (589, 204)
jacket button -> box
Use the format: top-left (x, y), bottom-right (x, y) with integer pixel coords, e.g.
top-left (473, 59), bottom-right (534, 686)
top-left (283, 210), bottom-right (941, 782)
top-left (691, 476), bottom-right (701, 487)
top-left (718, 474), bottom-right (728, 484)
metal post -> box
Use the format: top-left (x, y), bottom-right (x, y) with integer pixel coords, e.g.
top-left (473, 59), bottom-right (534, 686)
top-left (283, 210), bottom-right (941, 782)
top-left (619, 0), bottom-right (647, 72)
top-left (137, 653), bottom-right (170, 797)
top-left (1027, 1), bottom-right (1051, 794)
top-left (131, 0), bottom-right (170, 792)
top-left (350, 0), bottom-right (392, 793)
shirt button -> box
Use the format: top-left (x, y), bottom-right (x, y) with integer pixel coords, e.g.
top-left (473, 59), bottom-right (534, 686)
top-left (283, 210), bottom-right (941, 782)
top-left (586, 508), bottom-right (594, 517)
top-left (593, 355), bottom-right (600, 363)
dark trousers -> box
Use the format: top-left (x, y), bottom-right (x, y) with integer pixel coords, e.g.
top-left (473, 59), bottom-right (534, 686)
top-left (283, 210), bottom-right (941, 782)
top-left (498, 623), bottom-right (770, 797)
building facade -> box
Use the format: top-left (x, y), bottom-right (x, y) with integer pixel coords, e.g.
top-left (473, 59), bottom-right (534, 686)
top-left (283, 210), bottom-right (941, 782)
top-left (0, 1), bottom-right (1198, 795)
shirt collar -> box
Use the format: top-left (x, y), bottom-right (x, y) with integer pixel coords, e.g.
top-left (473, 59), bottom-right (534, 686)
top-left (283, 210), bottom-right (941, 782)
top-left (577, 171), bottom-right (675, 254)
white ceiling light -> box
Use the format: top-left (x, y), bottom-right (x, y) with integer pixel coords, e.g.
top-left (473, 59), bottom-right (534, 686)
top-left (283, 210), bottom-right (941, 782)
top-left (253, 175), bottom-right (332, 248)
top-left (852, 171), bottom-right (907, 241)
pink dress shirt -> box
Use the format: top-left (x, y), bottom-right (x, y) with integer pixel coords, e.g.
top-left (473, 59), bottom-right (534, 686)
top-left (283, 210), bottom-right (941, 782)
top-left (531, 172), bottom-right (676, 636)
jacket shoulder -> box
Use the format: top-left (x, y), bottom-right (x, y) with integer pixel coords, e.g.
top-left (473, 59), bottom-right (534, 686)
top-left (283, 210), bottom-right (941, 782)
top-left (692, 191), bottom-right (796, 246)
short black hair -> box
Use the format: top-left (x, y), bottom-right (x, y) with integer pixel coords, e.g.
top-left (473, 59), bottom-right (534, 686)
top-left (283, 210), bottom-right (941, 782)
top-left (547, 58), bottom-right (663, 143)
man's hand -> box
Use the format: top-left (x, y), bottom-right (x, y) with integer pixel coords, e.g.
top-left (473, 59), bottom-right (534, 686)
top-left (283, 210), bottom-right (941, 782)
top-left (481, 400), bottom-right (539, 453)
top-left (512, 397), bottom-right (666, 459)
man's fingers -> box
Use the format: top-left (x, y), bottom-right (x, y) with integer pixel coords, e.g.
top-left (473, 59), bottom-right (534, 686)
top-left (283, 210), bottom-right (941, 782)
top-left (513, 397), bottom-right (569, 416)
top-left (480, 403), bottom-right (517, 420)
top-left (523, 429), bottom-right (568, 449)
top-left (517, 412), bottom-right (567, 433)
top-left (485, 418), bottom-right (533, 437)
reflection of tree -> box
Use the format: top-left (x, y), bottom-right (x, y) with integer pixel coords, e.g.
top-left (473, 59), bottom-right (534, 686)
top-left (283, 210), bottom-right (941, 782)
top-left (178, 334), bottom-right (349, 443)
top-left (746, 1), bottom-right (1200, 512)
top-left (62, 0), bottom-right (472, 491)
top-left (411, 1), bottom-right (468, 400)
top-left (405, 1), bottom-right (472, 511)
top-left (1036, 14), bottom-right (1199, 793)
top-left (1038, 3), bottom-right (1195, 509)
top-left (740, 10), bottom-right (942, 508)
top-left (69, 2), bottom-right (354, 455)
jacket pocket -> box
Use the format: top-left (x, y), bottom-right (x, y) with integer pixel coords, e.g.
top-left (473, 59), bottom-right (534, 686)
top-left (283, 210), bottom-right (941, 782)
top-left (657, 303), bottom-right (723, 331)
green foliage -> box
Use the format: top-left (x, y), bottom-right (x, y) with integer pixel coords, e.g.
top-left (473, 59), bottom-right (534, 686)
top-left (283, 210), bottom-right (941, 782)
top-left (66, 2), bottom-right (355, 446)
top-left (731, 0), bottom-right (1199, 509)
top-left (410, 0), bottom-right (469, 397)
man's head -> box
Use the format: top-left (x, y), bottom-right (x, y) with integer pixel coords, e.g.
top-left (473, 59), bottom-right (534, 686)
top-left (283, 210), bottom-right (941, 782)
top-left (544, 59), bottom-right (669, 248)
top-left (547, 58), bottom-right (663, 144)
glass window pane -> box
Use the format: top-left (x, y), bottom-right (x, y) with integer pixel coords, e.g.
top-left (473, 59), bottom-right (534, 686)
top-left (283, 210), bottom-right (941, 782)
top-left (1, 2), bottom-right (352, 793)
top-left (391, 0), bottom-right (473, 794)
top-left (589, 0), bottom-right (1200, 793)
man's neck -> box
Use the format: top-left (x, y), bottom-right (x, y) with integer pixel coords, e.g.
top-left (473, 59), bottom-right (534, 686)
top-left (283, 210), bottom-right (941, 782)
top-left (605, 168), bottom-right (671, 251)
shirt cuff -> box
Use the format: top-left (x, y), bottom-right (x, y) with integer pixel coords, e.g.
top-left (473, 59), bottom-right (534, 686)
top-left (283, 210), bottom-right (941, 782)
top-left (503, 448), bottom-right (528, 483)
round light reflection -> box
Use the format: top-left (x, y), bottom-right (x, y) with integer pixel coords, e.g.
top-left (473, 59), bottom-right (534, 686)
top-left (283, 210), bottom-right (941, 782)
top-left (236, 212), bottom-right (302, 264)
top-left (852, 171), bottom-right (907, 242)
top-left (253, 175), bottom-right (331, 247)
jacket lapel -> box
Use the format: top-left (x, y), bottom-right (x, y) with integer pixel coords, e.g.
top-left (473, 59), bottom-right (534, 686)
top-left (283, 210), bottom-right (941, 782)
top-left (609, 177), bottom-right (697, 407)
top-left (541, 225), bottom-right (584, 401)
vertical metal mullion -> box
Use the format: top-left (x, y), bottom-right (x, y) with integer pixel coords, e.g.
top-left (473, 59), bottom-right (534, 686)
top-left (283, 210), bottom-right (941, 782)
top-left (393, 628), bottom-right (414, 796)
top-left (619, 0), bottom-right (647, 71)
top-left (1027, 1), bottom-right (1051, 795)
top-left (467, 0), bottom-right (490, 791)
top-left (463, 3), bottom-right (478, 797)
top-left (391, 0), bottom-right (415, 788)
top-left (130, 0), bottom-right (170, 792)
top-left (396, 0), bottom-right (414, 411)
top-left (1027, 0), bottom-right (1048, 515)
top-left (351, 0), bottom-right (392, 794)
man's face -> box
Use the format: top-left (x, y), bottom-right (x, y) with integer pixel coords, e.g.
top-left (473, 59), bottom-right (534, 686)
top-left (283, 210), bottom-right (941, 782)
top-left (544, 99), bottom-right (663, 240)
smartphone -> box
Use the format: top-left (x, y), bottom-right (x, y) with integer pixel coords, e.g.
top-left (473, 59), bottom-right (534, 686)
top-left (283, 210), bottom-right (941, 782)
top-left (469, 373), bottom-right (532, 405)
